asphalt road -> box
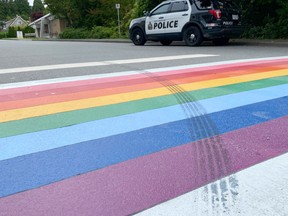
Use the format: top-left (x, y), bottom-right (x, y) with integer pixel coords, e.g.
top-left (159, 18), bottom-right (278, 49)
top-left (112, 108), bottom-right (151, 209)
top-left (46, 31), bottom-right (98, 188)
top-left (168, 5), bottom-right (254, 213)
top-left (0, 39), bottom-right (288, 83)
top-left (0, 40), bottom-right (287, 216)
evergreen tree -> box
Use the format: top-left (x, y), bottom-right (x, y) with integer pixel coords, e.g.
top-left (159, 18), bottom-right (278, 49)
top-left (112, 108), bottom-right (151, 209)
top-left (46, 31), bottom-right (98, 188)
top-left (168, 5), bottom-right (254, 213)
top-left (32, 0), bottom-right (44, 13)
top-left (7, 0), bottom-right (16, 19)
top-left (0, 1), bottom-right (4, 20)
top-left (31, 0), bottom-right (44, 21)
top-left (0, 0), bottom-right (29, 20)
top-left (14, 0), bottom-right (31, 19)
top-left (44, 0), bottom-right (79, 27)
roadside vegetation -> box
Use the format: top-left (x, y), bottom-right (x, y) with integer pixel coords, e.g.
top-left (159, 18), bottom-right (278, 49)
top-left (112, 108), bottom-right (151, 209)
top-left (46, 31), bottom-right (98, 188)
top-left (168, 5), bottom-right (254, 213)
top-left (48, 0), bottom-right (288, 39)
top-left (0, 0), bottom-right (46, 38)
top-left (0, 26), bottom-right (34, 38)
top-left (237, 0), bottom-right (288, 39)
top-left (59, 27), bottom-right (120, 39)
top-left (1, 0), bottom-right (288, 39)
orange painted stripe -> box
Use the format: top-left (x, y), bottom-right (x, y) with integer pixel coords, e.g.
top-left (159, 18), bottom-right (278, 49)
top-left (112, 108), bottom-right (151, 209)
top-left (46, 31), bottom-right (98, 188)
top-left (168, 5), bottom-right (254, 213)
top-left (0, 66), bottom-right (287, 111)
top-left (1, 60), bottom-right (288, 100)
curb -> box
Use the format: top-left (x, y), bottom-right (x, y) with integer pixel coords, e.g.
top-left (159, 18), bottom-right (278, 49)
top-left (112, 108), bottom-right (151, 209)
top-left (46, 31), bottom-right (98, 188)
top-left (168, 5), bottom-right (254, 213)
top-left (38, 38), bottom-right (288, 47)
top-left (3, 38), bottom-right (288, 47)
top-left (32, 38), bottom-right (131, 43)
top-left (231, 39), bottom-right (288, 47)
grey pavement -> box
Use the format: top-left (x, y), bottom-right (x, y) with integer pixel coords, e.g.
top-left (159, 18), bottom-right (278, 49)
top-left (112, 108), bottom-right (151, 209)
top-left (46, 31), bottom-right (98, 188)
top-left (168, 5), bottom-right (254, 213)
top-left (3, 37), bottom-right (288, 47)
top-left (34, 38), bottom-right (288, 47)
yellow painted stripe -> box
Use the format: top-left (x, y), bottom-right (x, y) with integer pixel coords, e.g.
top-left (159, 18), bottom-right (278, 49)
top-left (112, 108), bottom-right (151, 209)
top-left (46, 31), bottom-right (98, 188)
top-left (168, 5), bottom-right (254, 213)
top-left (0, 69), bottom-right (287, 123)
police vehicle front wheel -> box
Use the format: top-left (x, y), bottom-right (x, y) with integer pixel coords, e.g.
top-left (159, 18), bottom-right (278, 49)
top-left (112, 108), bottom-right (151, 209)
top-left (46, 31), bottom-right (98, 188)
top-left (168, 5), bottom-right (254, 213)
top-left (131, 28), bottom-right (147, 46)
top-left (183, 26), bottom-right (203, 46)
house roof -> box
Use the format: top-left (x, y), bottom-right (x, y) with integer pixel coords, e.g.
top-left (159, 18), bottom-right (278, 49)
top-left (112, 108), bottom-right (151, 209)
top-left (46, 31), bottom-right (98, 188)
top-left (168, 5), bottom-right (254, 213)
top-left (5, 15), bottom-right (28, 27)
top-left (28, 13), bottom-right (53, 26)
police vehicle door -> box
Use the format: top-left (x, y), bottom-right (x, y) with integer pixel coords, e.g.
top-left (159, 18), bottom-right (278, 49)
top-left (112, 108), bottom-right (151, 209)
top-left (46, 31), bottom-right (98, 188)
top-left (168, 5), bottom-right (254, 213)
top-left (164, 0), bottom-right (191, 34)
top-left (145, 2), bottom-right (171, 35)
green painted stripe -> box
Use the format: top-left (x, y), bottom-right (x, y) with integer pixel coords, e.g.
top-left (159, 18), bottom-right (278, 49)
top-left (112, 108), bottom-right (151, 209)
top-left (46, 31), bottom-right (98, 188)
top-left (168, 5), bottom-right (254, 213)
top-left (0, 76), bottom-right (287, 138)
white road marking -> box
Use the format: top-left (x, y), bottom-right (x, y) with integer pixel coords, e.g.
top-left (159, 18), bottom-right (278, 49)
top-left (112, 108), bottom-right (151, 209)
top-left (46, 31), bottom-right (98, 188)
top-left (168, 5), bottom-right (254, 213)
top-left (1, 56), bottom-right (288, 90)
top-left (136, 153), bottom-right (288, 216)
top-left (0, 54), bottom-right (217, 75)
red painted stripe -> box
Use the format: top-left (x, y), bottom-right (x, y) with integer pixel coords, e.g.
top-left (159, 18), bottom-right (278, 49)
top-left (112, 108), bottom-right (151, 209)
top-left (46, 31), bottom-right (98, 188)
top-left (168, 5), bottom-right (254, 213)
top-left (1, 59), bottom-right (287, 99)
top-left (0, 117), bottom-right (287, 216)
top-left (0, 64), bottom-right (286, 111)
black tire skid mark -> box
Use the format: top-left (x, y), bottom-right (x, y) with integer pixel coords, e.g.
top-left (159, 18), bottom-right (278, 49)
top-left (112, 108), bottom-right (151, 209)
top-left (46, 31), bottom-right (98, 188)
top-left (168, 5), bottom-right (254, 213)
top-left (141, 71), bottom-right (239, 215)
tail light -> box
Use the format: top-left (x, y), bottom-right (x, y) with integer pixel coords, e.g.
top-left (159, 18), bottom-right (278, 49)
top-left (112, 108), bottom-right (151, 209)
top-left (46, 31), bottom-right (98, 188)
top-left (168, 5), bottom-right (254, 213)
top-left (209, 10), bottom-right (222, 19)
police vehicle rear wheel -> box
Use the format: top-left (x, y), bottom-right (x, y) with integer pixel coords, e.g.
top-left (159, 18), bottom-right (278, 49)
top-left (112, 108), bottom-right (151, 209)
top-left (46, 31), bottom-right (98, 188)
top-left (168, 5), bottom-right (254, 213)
top-left (160, 40), bottom-right (173, 46)
top-left (132, 28), bottom-right (146, 46)
top-left (183, 26), bottom-right (203, 46)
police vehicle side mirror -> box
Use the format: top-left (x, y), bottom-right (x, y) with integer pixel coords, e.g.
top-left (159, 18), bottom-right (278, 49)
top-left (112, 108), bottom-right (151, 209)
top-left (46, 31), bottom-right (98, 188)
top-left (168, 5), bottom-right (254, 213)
top-left (143, 11), bottom-right (150, 16)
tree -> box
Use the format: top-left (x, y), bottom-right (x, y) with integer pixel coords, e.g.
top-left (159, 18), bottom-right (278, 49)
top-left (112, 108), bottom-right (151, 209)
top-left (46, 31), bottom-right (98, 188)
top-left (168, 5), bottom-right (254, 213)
top-left (14, 0), bottom-right (31, 19)
top-left (44, 0), bottom-right (135, 28)
top-left (131, 0), bottom-right (162, 18)
top-left (32, 0), bottom-right (44, 13)
top-left (31, 0), bottom-right (44, 21)
top-left (44, 0), bottom-right (288, 38)
top-left (232, 0), bottom-right (288, 38)
top-left (0, 0), bottom-right (16, 20)
top-left (44, 0), bottom-right (80, 27)
top-left (233, 0), bottom-right (288, 25)
top-left (0, 0), bottom-right (32, 21)
top-left (0, 1), bottom-right (4, 20)
top-left (7, 0), bottom-right (16, 19)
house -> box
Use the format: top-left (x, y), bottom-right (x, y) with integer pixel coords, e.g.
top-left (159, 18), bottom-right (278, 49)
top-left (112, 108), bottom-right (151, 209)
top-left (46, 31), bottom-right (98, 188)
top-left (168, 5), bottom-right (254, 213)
top-left (29, 13), bottom-right (68, 38)
top-left (4, 15), bottom-right (29, 29)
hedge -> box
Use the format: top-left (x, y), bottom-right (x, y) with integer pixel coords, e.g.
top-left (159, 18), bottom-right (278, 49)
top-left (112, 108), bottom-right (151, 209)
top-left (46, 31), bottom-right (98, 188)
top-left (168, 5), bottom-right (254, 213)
top-left (5, 26), bottom-right (35, 38)
top-left (59, 26), bottom-right (125, 39)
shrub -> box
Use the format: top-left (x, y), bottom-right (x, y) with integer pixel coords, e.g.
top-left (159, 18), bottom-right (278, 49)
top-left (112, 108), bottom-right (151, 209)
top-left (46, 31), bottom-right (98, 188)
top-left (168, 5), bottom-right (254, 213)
top-left (7, 27), bottom-right (17, 38)
top-left (5, 26), bottom-right (35, 38)
top-left (23, 26), bottom-right (35, 34)
top-left (59, 28), bottom-right (88, 39)
top-left (277, 19), bottom-right (288, 38)
top-left (0, 31), bottom-right (7, 39)
top-left (90, 26), bottom-right (118, 39)
top-left (243, 19), bottom-right (288, 39)
top-left (59, 26), bottom-right (123, 39)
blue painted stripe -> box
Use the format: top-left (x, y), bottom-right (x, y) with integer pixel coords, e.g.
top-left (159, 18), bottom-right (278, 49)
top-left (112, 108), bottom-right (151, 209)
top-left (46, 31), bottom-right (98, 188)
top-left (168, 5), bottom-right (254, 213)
top-left (0, 97), bottom-right (287, 198)
top-left (0, 84), bottom-right (287, 161)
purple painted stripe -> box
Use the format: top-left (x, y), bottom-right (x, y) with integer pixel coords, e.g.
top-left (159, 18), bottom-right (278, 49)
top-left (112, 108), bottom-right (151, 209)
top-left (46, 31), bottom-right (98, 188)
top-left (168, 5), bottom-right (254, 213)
top-left (0, 117), bottom-right (287, 216)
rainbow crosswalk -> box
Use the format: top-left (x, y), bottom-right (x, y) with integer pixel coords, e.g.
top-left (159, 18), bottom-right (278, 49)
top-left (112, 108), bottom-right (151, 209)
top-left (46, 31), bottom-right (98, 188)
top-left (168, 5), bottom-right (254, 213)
top-left (0, 57), bottom-right (288, 215)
